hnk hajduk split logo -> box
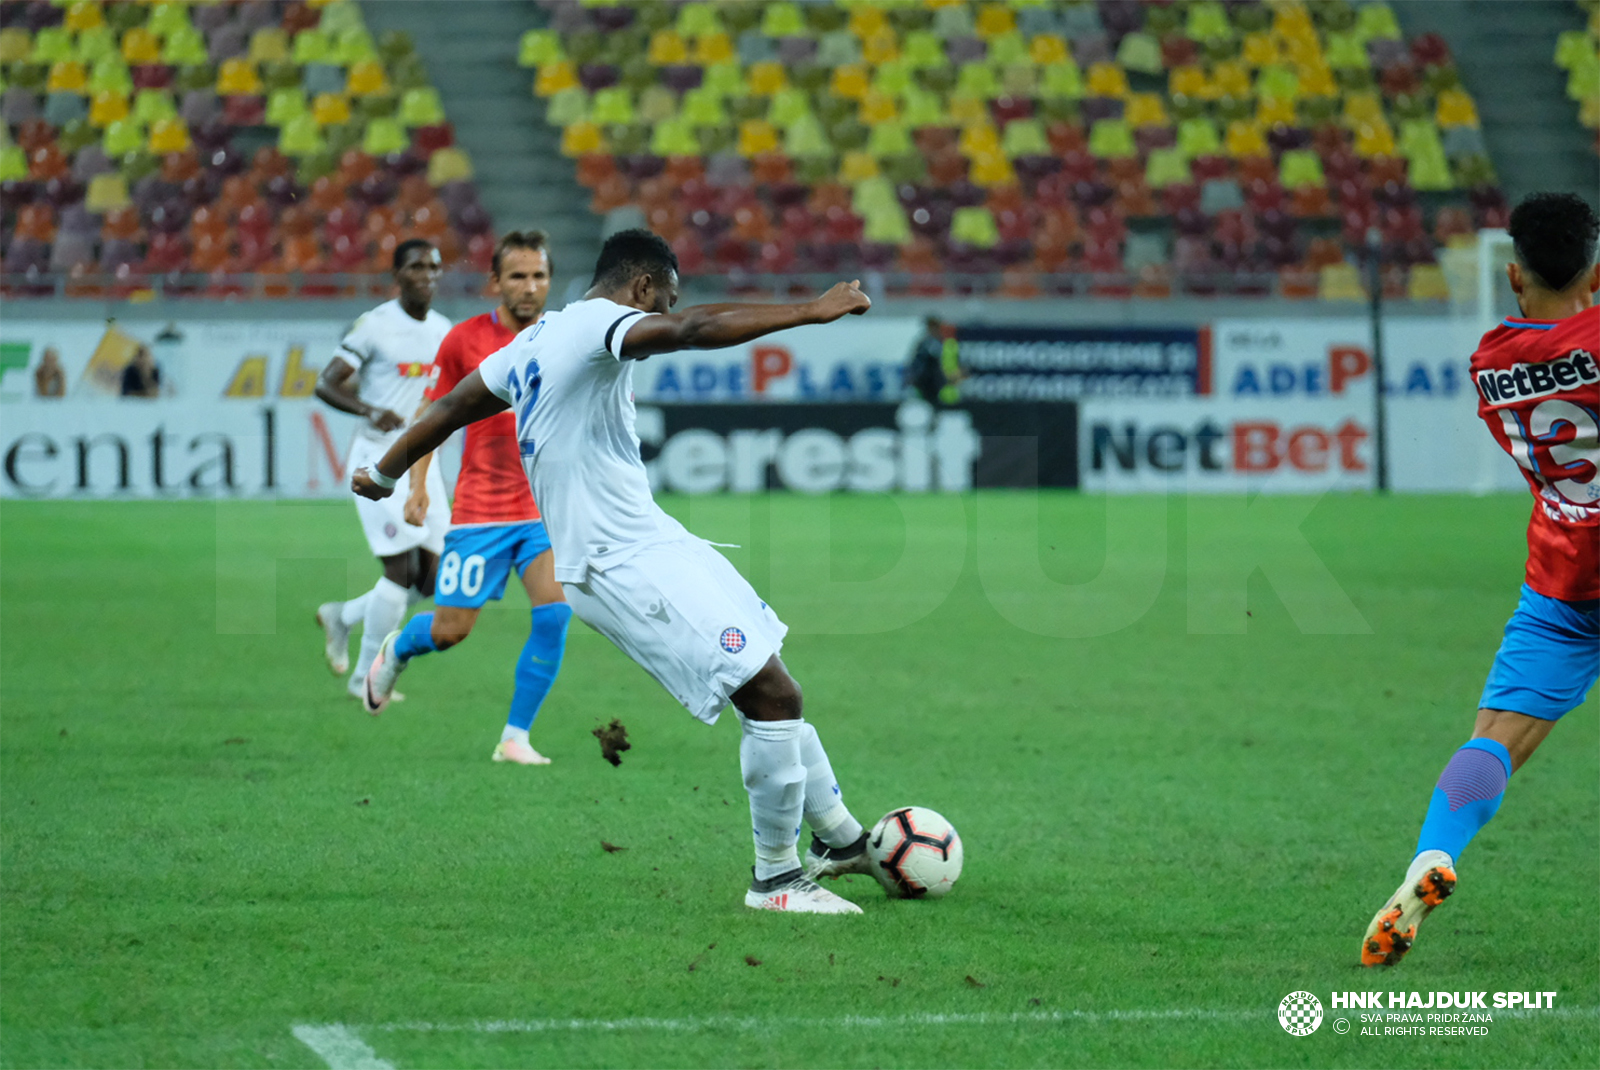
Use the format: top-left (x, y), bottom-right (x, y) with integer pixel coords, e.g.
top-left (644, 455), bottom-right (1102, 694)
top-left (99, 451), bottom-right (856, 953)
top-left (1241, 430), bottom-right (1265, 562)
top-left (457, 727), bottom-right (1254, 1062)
top-left (1278, 991), bottom-right (1324, 1036)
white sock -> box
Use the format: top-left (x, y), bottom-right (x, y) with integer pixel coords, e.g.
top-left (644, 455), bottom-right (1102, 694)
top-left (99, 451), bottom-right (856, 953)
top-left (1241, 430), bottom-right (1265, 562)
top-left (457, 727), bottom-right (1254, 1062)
top-left (799, 722), bottom-right (863, 847)
top-left (1406, 849), bottom-right (1454, 887)
top-left (738, 714), bottom-right (806, 881)
top-left (352, 577), bottom-right (408, 684)
top-left (501, 725), bottom-right (530, 745)
top-left (338, 592), bottom-right (371, 629)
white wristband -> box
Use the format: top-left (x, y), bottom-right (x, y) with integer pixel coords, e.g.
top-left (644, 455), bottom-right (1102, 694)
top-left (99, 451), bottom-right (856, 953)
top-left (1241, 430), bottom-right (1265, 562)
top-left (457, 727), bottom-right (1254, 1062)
top-left (370, 469), bottom-right (398, 489)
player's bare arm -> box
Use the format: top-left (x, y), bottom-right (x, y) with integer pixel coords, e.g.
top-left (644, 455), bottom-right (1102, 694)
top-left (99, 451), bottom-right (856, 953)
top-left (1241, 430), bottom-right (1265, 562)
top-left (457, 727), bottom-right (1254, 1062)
top-left (402, 396), bottom-right (435, 525)
top-left (618, 280), bottom-right (871, 360)
top-left (353, 371), bottom-right (507, 500)
top-left (315, 356), bottom-right (405, 432)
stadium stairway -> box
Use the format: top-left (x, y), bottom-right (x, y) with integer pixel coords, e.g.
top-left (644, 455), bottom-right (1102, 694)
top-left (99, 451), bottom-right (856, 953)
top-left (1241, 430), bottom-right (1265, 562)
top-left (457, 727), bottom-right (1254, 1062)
top-left (359, 0), bottom-right (601, 295)
top-left (1397, 0), bottom-right (1597, 205)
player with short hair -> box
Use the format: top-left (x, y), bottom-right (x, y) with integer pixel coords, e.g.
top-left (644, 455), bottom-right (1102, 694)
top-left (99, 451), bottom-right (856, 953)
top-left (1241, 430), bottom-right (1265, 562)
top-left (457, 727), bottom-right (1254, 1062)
top-left (314, 240), bottom-right (452, 698)
top-left (1361, 192), bottom-right (1600, 966)
top-left (354, 230), bottom-right (876, 914)
top-left (362, 231), bottom-right (570, 766)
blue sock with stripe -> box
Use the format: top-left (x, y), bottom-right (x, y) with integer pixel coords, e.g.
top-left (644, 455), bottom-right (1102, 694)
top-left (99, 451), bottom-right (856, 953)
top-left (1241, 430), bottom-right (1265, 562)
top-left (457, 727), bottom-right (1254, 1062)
top-left (1415, 738), bottom-right (1513, 861)
top-left (393, 612), bottom-right (438, 662)
top-left (506, 603), bottom-right (572, 734)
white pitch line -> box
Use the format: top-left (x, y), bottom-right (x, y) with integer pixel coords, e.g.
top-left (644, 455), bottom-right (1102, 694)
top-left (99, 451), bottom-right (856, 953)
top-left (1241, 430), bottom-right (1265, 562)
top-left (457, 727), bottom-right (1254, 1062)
top-left (373, 1008), bottom-right (1262, 1034)
top-left (291, 1024), bottom-right (396, 1070)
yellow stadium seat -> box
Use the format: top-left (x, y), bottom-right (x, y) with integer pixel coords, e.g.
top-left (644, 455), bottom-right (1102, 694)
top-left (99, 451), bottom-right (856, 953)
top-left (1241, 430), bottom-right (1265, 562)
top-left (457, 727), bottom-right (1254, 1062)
top-left (830, 64), bottom-right (871, 100)
top-left (1299, 65), bottom-right (1338, 97)
top-left (1275, 3), bottom-right (1318, 41)
top-left (121, 27), bottom-right (161, 65)
top-left (312, 94), bottom-right (352, 126)
top-left (944, 92), bottom-right (988, 125)
top-left (217, 59), bottom-right (263, 96)
top-left (970, 151), bottom-right (1015, 187)
top-left (1256, 96), bottom-right (1296, 126)
top-left (560, 120), bottom-right (605, 157)
top-left (147, 117), bottom-right (191, 153)
top-left (691, 32), bottom-right (734, 66)
top-left (1436, 89), bottom-right (1479, 128)
top-left (1168, 65), bottom-right (1209, 99)
top-left (249, 28), bottom-right (290, 64)
top-left (0, 28), bottom-right (29, 64)
top-left (1319, 263), bottom-right (1365, 301)
top-left (1225, 120), bottom-right (1268, 158)
top-left (1211, 61), bottom-right (1251, 99)
top-left (1407, 265), bottom-right (1450, 301)
top-left (1353, 119), bottom-right (1396, 157)
top-left (848, 6), bottom-right (890, 39)
top-left (1282, 34), bottom-right (1323, 69)
top-left (1086, 62), bottom-right (1129, 98)
top-left (738, 119), bottom-right (781, 157)
top-left (47, 60), bottom-right (87, 93)
top-left (1342, 92), bottom-right (1385, 126)
top-left (1125, 93), bottom-right (1169, 127)
top-left (65, 1), bottom-right (104, 33)
top-left (975, 5), bottom-right (1016, 39)
top-left (346, 60), bottom-right (389, 97)
top-left (647, 30), bottom-right (688, 65)
top-left (85, 172), bottom-right (131, 213)
top-left (426, 147), bottom-right (473, 186)
top-left (747, 61), bottom-right (787, 96)
top-left (534, 61), bottom-right (578, 97)
top-left (958, 122), bottom-right (1002, 157)
top-left (1028, 33), bottom-right (1068, 65)
top-left (838, 149), bottom-right (879, 182)
top-left (859, 90), bottom-right (898, 125)
top-left (89, 90), bottom-right (130, 127)
top-left (1241, 32), bottom-right (1280, 68)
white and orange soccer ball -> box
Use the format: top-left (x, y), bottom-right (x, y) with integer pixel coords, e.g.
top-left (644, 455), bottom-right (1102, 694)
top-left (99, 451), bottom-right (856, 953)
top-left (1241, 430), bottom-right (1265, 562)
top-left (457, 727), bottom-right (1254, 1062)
top-left (866, 806), bottom-right (963, 899)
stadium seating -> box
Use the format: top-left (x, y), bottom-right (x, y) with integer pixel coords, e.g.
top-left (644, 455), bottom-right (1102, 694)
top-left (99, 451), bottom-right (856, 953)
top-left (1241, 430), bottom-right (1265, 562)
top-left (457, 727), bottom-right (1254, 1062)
top-left (519, 0), bottom-right (1496, 298)
top-left (1, 0), bottom-right (491, 295)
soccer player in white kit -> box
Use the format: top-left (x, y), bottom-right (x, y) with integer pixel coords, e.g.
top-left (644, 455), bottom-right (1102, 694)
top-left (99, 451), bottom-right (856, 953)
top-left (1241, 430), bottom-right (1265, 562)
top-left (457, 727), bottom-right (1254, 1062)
top-left (313, 240), bottom-right (453, 697)
top-left (354, 230), bottom-right (874, 914)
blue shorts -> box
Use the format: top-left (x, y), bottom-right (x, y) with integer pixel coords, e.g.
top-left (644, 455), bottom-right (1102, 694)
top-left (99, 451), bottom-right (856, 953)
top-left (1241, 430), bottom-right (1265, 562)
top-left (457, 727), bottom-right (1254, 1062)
top-left (434, 522), bottom-right (552, 609)
top-left (1480, 585), bottom-right (1600, 720)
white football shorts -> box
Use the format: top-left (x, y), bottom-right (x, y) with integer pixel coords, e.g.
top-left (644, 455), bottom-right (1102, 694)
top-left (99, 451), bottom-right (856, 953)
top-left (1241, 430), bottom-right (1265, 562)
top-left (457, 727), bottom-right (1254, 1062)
top-left (347, 434), bottom-right (449, 559)
top-left (564, 533), bottom-right (788, 724)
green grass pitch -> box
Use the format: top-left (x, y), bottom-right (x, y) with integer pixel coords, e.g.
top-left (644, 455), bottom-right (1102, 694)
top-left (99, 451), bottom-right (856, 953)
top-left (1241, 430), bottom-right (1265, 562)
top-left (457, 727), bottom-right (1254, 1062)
top-left (2, 493), bottom-right (1595, 1069)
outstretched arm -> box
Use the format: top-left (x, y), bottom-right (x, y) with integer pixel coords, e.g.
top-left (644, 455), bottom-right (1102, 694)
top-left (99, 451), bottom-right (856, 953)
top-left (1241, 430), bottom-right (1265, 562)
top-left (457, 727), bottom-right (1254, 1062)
top-left (619, 280), bottom-right (871, 360)
top-left (352, 371), bottom-right (508, 500)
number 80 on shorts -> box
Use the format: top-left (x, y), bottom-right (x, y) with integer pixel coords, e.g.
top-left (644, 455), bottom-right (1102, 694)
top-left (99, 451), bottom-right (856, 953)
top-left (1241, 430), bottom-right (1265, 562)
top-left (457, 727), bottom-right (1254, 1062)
top-left (437, 551), bottom-right (486, 598)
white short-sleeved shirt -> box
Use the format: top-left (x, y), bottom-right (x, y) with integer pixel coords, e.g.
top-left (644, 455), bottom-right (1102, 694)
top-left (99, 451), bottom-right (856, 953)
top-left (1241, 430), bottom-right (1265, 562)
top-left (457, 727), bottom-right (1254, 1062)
top-left (477, 297), bottom-right (685, 583)
top-left (335, 299), bottom-right (453, 444)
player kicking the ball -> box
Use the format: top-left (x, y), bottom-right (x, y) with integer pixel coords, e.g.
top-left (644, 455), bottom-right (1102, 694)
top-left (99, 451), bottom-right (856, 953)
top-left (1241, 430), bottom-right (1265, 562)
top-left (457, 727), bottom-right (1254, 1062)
top-left (355, 230), bottom-right (875, 914)
top-left (362, 231), bottom-right (570, 767)
top-left (314, 240), bottom-right (452, 699)
top-left (1360, 192), bottom-right (1600, 966)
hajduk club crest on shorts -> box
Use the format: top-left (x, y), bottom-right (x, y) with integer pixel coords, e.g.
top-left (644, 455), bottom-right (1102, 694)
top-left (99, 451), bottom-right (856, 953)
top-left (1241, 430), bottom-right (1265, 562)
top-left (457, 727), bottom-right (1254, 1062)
top-left (720, 627), bottom-right (746, 654)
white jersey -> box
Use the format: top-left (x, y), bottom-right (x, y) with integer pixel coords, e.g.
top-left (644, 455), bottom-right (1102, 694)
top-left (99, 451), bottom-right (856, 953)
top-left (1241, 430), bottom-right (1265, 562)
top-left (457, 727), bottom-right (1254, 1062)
top-left (335, 299), bottom-right (453, 444)
top-left (478, 297), bottom-right (683, 584)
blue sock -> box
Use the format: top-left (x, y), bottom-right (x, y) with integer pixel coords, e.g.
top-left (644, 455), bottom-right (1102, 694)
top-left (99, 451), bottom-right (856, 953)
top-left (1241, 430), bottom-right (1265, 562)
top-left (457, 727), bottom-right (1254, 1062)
top-left (507, 603), bottom-right (572, 732)
top-left (1415, 738), bottom-right (1513, 861)
top-left (393, 612), bottom-right (439, 662)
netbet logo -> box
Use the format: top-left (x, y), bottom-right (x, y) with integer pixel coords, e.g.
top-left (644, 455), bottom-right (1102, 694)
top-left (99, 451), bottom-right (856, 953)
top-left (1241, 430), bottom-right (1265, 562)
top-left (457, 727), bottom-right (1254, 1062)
top-left (1475, 348), bottom-right (1599, 407)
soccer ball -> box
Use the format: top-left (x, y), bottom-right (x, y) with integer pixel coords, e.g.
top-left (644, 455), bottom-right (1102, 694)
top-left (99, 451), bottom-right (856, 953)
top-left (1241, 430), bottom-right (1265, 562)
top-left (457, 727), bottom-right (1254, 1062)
top-left (866, 807), bottom-right (963, 898)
